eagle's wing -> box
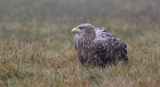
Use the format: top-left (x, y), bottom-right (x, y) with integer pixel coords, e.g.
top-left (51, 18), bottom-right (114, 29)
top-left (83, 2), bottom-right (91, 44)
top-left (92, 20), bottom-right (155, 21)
top-left (92, 28), bottom-right (128, 64)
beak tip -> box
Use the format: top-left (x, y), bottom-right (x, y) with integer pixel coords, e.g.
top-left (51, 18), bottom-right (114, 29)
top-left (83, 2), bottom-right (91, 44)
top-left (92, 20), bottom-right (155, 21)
top-left (71, 27), bottom-right (78, 33)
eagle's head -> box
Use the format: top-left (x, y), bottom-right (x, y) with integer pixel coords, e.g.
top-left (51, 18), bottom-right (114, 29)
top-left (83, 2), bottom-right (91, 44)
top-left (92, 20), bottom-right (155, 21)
top-left (71, 23), bottom-right (95, 35)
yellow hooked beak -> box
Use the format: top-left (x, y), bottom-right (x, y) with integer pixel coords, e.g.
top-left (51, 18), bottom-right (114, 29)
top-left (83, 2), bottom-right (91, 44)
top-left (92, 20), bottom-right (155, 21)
top-left (71, 27), bottom-right (81, 33)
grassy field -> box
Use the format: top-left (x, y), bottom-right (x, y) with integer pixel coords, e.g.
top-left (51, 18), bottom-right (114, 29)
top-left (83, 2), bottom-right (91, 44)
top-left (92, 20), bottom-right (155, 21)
top-left (0, 0), bottom-right (160, 87)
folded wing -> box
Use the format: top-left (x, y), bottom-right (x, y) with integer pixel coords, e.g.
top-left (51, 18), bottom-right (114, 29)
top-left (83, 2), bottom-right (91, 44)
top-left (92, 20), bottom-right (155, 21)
top-left (92, 28), bottom-right (128, 65)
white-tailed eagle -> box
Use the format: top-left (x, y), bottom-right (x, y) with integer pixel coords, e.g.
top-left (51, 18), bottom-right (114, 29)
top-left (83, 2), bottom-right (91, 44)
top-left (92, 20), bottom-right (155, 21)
top-left (71, 23), bottom-right (128, 67)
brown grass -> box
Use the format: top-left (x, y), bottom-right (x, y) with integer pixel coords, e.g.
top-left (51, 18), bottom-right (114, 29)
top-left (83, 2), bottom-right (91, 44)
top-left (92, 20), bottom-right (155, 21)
top-left (0, 21), bottom-right (160, 87)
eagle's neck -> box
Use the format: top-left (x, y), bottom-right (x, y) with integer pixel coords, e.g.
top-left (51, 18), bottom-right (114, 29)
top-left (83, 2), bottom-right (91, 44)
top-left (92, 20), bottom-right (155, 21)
top-left (76, 30), bottom-right (95, 49)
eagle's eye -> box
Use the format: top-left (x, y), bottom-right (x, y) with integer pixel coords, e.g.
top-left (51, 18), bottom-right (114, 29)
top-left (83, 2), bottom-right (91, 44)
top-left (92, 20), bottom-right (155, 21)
top-left (78, 26), bottom-right (85, 30)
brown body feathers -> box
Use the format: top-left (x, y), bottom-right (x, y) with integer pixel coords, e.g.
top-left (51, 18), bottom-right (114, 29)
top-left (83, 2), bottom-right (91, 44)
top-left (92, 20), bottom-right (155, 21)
top-left (72, 23), bottom-right (128, 67)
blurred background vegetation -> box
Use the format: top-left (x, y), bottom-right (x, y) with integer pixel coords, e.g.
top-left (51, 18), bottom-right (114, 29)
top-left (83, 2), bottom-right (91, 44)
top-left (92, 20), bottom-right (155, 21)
top-left (0, 0), bottom-right (160, 22)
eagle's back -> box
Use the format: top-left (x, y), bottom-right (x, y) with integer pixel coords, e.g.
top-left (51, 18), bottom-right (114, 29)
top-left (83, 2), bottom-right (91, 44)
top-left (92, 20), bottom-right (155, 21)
top-left (91, 28), bottom-right (128, 66)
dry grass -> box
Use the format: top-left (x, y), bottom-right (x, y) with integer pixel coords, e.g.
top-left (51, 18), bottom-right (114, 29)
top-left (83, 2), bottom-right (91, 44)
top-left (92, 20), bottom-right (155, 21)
top-left (0, 0), bottom-right (160, 87)
top-left (0, 21), bottom-right (160, 87)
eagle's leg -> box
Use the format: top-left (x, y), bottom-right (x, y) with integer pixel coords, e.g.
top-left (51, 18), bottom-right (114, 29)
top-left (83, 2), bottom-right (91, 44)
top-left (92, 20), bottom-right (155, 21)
top-left (110, 59), bottom-right (117, 65)
top-left (108, 58), bottom-right (115, 65)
